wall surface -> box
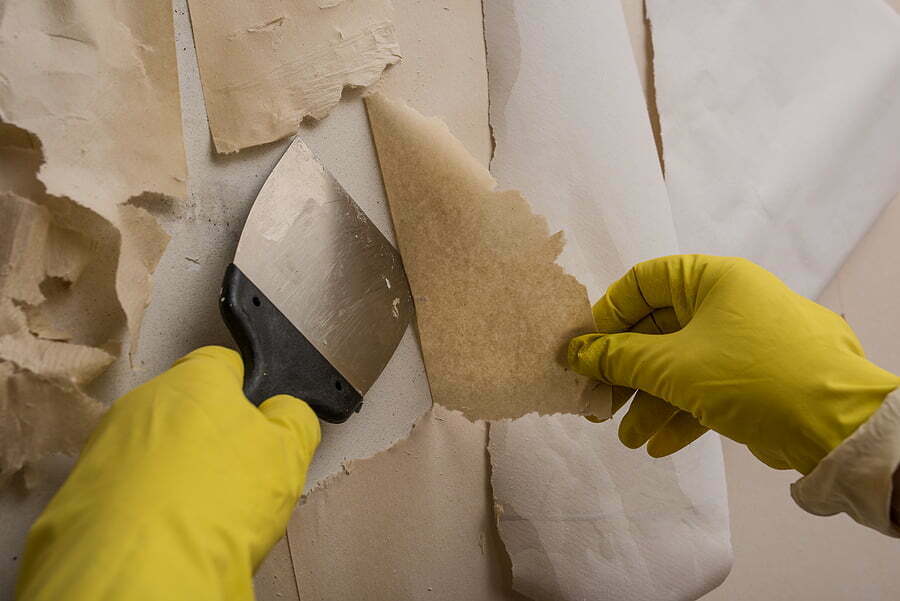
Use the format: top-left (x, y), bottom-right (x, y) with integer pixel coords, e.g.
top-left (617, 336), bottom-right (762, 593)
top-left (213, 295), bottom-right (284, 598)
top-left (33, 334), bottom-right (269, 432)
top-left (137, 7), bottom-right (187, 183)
top-left (2, 1), bottom-right (897, 599)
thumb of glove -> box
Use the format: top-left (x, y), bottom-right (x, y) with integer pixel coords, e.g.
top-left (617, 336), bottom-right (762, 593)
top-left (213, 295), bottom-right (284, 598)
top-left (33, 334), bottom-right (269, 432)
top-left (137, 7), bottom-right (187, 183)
top-left (259, 395), bottom-right (322, 462)
top-left (568, 331), bottom-right (677, 402)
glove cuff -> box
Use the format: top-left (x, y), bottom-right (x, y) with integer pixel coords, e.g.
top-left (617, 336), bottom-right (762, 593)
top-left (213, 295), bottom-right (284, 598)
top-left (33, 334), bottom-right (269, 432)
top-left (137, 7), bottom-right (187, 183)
top-left (791, 387), bottom-right (900, 537)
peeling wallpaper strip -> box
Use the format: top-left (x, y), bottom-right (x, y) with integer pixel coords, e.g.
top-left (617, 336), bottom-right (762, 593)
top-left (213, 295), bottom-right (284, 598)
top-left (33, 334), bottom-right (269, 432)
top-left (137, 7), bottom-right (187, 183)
top-left (366, 93), bottom-right (610, 421)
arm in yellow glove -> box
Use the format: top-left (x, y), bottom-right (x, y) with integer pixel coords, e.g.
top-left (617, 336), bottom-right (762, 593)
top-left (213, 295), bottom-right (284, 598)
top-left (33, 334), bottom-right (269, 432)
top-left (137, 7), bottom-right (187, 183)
top-left (16, 346), bottom-right (321, 601)
top-left (568, 255), bottom-right (900, 536)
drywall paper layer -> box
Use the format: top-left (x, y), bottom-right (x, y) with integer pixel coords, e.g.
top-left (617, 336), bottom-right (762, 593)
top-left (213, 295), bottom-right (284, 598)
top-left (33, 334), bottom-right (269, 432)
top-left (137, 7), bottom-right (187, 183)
top-left (42, 224), bottom-right (94, 286)
top-left (187, 0), bottom-right (401, 153)
top-left (0, 303), bottom-right (107, 480)
top-left (0, 335), bottom-right (114, 387)
top-left (22, 304), bottom-right (73, 343)
top-left (288, 407), bottom-right (527, 601)
top-left (647, 0), bottom-right (900, 299)
top-left (366, 93), bottom-right (611, 421)
top-left (116, 205), bottom-right (172, 358)
top-left (0, 193), bottom-right (50, 306)
top-left (0, 363), bottom-right (105, 486)
top-left (484, 1), bottom-right (732, 599)
top-left (0, 300), bottom-right (27, 337)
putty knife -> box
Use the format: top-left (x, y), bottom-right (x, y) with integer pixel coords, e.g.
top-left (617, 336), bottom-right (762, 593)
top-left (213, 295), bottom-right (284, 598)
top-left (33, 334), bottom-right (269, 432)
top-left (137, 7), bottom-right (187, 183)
top-left (219, 137), bottom-right (413, 423)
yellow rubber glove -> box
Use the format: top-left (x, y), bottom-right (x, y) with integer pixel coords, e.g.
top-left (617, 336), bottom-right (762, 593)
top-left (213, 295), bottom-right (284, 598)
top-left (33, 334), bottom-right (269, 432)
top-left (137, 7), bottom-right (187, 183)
top-left (568, 255), bottom-right (900, 475)
top-left (16, 346), bottom-right (320, 601)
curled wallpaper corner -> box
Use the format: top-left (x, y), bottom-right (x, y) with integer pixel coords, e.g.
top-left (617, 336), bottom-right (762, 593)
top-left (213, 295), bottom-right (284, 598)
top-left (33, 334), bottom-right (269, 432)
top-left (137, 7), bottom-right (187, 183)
top-left (365, 92), bottom-right (610, 422)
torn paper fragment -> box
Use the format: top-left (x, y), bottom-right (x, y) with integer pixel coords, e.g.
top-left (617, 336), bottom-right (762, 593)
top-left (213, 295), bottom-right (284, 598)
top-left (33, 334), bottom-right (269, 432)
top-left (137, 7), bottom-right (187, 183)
top-left (365, 93), bottom-right (610, 421)
top-left (116, 205), bottom-right (171, 359)
top-left (187, 0), bottom-right (401, 152)
top-left (23, 304), bottom-right (73, 342)
top-left (43, 224), bottom-right (94, 284)
top-left (0, 193), bottom-right (51, 306)
top-left (647, 0), bottom-right (900, 298)
top-left (288, 407), bottom-right (526, 601)
top-left (0, 363), bottom-right (105, 480)
top-left (0, 335), bottom-right (115, 386)
top-left (0, 299), bottom-right (28, 337)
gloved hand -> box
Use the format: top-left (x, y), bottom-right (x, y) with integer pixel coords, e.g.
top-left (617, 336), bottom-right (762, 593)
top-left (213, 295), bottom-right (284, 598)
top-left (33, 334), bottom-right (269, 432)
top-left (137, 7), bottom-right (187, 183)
top-left (17, 346), bottom-right (320, 601)
top-left (568, 255), bottom-right (899, 475)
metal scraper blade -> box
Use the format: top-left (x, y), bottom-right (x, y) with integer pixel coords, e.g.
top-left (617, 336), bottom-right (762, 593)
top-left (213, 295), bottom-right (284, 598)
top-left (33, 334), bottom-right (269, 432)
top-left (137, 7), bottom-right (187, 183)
top-left (232, 136), bottom-right (413, 399)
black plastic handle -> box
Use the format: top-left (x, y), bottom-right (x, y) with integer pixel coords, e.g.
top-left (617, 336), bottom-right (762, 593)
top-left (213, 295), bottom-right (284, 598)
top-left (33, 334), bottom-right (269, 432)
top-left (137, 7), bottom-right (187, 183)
top-left (219, 263), bottom-right (363, 424)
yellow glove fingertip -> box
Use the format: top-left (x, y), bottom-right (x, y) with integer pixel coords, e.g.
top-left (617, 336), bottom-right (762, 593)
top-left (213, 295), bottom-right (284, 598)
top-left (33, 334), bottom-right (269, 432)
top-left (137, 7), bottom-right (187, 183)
top-left (618, 393), bottom-right (679, 449)
top-left (618, 427), bottom-right (645, 449)
top-left (646, 412), bottom-right (709, 458)
top-left (645, 441), bottom-right (676, 459)
top-left (259, 395), bottom-right (322, 458)
top-left (567, 333), bottom-right (603, 379)
top-left (583, 414), bottom-right (607, 424)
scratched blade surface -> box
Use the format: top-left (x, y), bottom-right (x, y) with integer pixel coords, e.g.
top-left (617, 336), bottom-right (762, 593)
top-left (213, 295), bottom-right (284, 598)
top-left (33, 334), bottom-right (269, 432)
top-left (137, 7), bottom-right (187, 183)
top-left (234, 136), bottom-right (412, 395)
